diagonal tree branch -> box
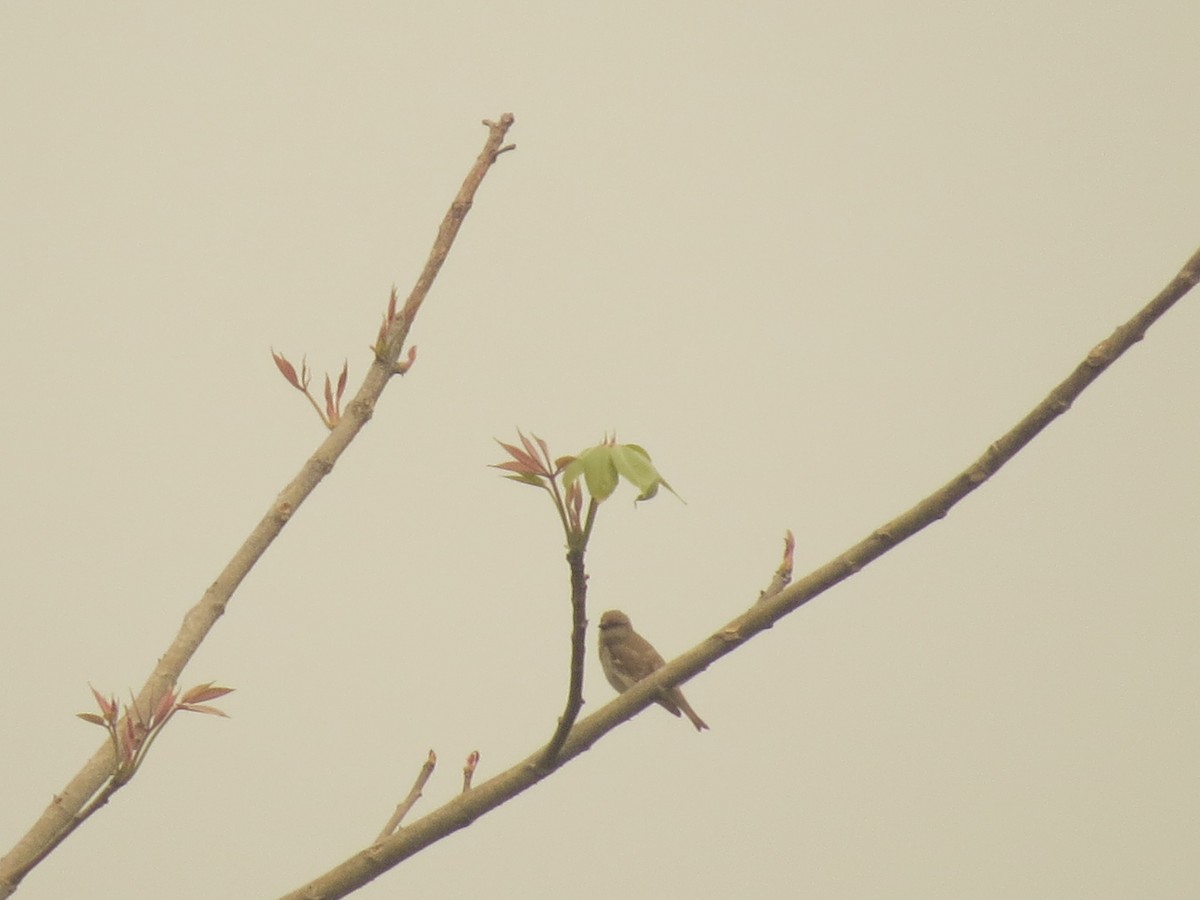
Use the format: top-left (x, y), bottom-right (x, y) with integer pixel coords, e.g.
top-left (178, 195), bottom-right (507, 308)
top-left (278, 243), bottom-right (1200, 900)
top-left (0, 113), bottom-right (516, 897)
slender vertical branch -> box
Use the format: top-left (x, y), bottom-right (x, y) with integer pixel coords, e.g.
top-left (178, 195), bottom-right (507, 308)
top-left (540, 546), bottom-right (590, 766)
top-left (491, 433), bottom-right (602, 766)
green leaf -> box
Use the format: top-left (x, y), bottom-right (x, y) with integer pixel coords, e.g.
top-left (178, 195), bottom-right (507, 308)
top-left (611, 444), bottom-right (659, 496)
top-left (563, 445), bottom-right (618, 502)
top-left (561, 455), bottom-right (584, 494)
top-left (563, 440), bottom-right (682, 504)
top-left (582, 446), bottom-right (619, 501)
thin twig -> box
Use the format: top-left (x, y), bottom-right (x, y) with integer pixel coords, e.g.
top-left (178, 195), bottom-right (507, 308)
top-left (0, 113), bottom-right (516, 896)
top-left (462, 751), bottom-right (480, 793)
top-left (539, 547), bottom-right (590, 766)
top-left (277, 244), bottom-right (1200, 900)
top-left (757, 529), bottom-right (795, 604)
top-left (376, 751), bottom-right (438, 842)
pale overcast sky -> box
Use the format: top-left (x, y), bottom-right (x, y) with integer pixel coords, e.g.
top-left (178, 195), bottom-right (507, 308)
top-left (2, 3), bottom-right (1199, 898)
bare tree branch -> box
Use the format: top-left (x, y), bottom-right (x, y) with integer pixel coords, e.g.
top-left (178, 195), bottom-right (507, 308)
top-left (461, 751), bottom-right (480, 794)
top-left (539, 545), bottom-right (590, 766)
top-left (375, 751), bottom-right (438, 842)
top-left (758, 529), bottom-right (795, 604)
top-left (277, 244), bottom-right (1200, 900)
top-left (0, 113), bottom-right (517, 897)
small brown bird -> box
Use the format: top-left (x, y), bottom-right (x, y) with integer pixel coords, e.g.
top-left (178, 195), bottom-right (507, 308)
top-left (597, 609), bottom-right (708, 731)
